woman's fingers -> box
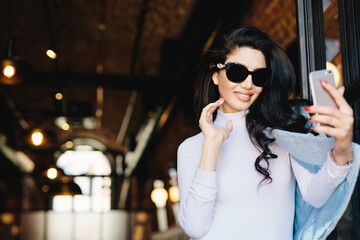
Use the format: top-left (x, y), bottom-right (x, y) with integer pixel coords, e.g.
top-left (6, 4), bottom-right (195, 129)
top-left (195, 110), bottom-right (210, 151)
top-left (305, 82), bottom-right (354, 157)
top-left (308, 114), bottom-right (346, 129)
top-left (306, 105), bottom-right (354, 127)
top-left (218, 120), bottom-right (233, 141)
top-left (306, 105), bottom-right (343, 119)
top-left (338, 86), bottom-right (345, 95)
top-left (320, 80), bottom-right (352, 112)
top-left (312, 123), bottom-right (352, 139)
top-left (307, 105), bottom-right (353, 122)
top-left (199, 98), bottom-right (233, 143)
top-left (305, 81), bottom-right (353, 162)
top-left (306, 105), bottom-right (354, 136)
top-left (201, 98), bottom-right (224, 118)
top-left (199, 98), bottom-right (225, 127)
top-left (225, 120), bottom-right (233, 134)
top-left (304, 81), bottom-right (353, 126)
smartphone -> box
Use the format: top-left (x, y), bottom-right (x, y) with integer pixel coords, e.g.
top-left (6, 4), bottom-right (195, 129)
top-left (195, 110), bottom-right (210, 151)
top-left (309, 69), bottom-right (338, 126)
top-left (309, 69), bottom-right (337, 108)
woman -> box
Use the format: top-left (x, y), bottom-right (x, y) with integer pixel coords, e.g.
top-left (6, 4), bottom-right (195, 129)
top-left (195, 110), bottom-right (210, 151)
top-left (177, 25), bottom-right (357, 239)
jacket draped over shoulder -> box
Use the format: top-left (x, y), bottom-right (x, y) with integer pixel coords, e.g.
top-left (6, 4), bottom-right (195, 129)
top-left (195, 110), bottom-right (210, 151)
top-left (266, 129), bottom-right (360, 240)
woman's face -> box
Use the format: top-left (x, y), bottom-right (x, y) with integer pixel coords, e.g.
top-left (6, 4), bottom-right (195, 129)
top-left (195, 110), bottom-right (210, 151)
top-left (212, 47), bottom-right (267, 113)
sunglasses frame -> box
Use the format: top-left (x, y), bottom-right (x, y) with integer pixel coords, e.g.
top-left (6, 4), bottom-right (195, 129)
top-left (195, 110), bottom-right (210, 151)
top-left (213, 62), bottom-right (270, 87)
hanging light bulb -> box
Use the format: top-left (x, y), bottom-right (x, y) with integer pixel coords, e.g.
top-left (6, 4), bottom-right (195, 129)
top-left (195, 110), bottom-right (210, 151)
top-left (65, 141), bottom-right (74, 148)
top-left (31, 129), bottom-right (44, 146)
top-left (47, 167), bottom-right (58, 179)
top-left (62, 123), bottom-right (70, 131)
top-left (0, 40), bottom-right (36, 85)
top-left (151, 180), bottom-right (168, 208)
top-left (46, 49), bottom-right (57, 59)
top-left (151, 180), bottom-right (169, 231)
top-left (168, 167), bottom-right (180, 224)
top-left (168, 186), bottom-right (180, 203)
top-left (3, 65), bottom-right (15, 78)
top-left (55, 92), bottom-right (63, 100)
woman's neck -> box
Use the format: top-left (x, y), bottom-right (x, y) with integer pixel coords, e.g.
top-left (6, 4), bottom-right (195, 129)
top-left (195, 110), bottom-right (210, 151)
top-left (214, 109), bottom-right (247, 128)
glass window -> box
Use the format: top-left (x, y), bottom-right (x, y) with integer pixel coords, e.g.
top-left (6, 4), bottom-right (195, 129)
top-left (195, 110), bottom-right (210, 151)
top-left (53, 144), bottom-right (112, 212)
top-left (52, 196), bottom-right (73, 212)
top-left (323, 1), bottom-right (357, 238)
top-left (57, 145), bottom-right (111, 175)
top-left (323, 0), bottom-right (343, 88)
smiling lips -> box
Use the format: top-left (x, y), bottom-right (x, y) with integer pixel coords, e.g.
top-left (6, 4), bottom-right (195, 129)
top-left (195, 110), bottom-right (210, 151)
top-left (234, 91), bottom-right (253, 101)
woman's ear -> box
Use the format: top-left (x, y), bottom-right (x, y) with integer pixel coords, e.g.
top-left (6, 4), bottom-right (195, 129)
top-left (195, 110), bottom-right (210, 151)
top-left (212, 72), bottom-right (219, 85)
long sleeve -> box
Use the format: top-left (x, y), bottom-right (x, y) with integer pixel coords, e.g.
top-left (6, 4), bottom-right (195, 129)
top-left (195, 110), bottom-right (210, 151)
top-left (291, 152), bottom-right (352, 208)
top-left (177, 140), bottom-right (217, 239)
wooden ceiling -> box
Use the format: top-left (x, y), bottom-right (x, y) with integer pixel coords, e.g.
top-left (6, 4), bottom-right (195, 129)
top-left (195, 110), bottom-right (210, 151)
top-left (0, 0), bottom-right (200, 157)
top-left (0, 0), bottom-right (196, 76)
top-left (0, 0), bottom-right (303, 181)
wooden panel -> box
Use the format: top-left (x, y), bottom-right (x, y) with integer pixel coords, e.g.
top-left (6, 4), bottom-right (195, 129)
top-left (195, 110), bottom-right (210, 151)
top-left (241, 0), bottom-right (297, 47)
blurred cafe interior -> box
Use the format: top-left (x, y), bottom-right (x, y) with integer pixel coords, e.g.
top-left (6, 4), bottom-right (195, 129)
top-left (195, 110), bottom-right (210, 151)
top-left (0, 0), bottom-right (359, 239)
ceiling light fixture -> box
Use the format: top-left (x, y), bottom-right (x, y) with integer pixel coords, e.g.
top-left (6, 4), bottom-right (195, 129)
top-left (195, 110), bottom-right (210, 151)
top-left (61, 123), bottom-right (70, 131)
top-left (3, 65), bottom-right (15, 78)
top-left (28, 128), bottom-right (57, 148)
top-left (55, 92), bottom-right (63, 100)
top-left (47, 167), bottom-right (58, 179)
top-left (31, 129), bottom-right (44, 146)
top-left (46, 49), bottom-right (57, 59)
top-left (0, 40), bottom-right (36, 85)
top-left (65, 141), bottom-right (73, 148)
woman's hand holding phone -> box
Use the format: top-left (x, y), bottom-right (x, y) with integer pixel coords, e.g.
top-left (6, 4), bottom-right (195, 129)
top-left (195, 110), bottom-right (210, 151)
top-left (305, 79), bottom-right (354, 165)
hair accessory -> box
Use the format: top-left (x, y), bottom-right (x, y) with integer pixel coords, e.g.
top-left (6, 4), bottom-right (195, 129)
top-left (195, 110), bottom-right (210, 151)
top-left (216, 63), bottom-right (224, 69)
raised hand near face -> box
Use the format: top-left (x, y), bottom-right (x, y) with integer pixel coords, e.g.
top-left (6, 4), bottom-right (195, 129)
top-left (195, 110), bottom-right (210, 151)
top-left (198, 98), bottom-right (233, 171)
top-left (199, 98), bottom-right (233, 144)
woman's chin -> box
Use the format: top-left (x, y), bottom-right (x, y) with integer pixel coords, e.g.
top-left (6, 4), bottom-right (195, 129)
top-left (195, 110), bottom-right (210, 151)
top-left (219, 101), bottom-right (252, 113)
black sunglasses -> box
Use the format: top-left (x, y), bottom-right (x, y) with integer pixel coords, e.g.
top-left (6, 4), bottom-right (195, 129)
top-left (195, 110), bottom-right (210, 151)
top-left (213, 62), bottom-right (270, 87)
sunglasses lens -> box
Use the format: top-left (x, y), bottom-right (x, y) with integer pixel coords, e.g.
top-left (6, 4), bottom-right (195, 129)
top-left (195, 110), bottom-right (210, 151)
top-left (223, 62), bottom-right (270, 87)
top-left (252, 69), bottom-right (269, 87)
top-left (225, 63), bottom-right (249, 83)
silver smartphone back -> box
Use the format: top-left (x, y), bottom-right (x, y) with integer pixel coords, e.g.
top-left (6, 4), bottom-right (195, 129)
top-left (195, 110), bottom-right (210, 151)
top-left (309, 69), bottom-right (337, 108)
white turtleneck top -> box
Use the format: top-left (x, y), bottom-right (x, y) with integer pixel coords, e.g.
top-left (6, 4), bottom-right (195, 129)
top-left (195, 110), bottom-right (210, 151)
top-left (177, 110), bottom-right (351, 240)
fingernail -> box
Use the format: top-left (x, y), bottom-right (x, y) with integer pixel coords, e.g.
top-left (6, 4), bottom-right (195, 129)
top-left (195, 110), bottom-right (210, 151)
top-left (320, 79), bottom-right (328, 84)
top-left (304, 106), bottom-right (311, 111)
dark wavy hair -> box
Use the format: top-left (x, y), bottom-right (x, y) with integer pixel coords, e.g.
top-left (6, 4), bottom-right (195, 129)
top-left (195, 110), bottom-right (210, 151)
top-left (194, 25), bottom-right (314, 184)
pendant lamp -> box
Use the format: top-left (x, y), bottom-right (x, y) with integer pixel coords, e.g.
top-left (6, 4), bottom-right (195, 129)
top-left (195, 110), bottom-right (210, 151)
top-left (0, 40), bottom-right (36, 85)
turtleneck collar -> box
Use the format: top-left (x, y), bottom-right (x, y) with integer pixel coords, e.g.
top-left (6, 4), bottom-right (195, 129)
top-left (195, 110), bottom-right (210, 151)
top-left (214, 109), bottom-right (247, 128)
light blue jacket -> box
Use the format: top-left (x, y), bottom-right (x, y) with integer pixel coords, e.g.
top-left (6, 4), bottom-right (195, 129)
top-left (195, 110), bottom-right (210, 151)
top-left (267, 129), bottom-right (360, 240)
